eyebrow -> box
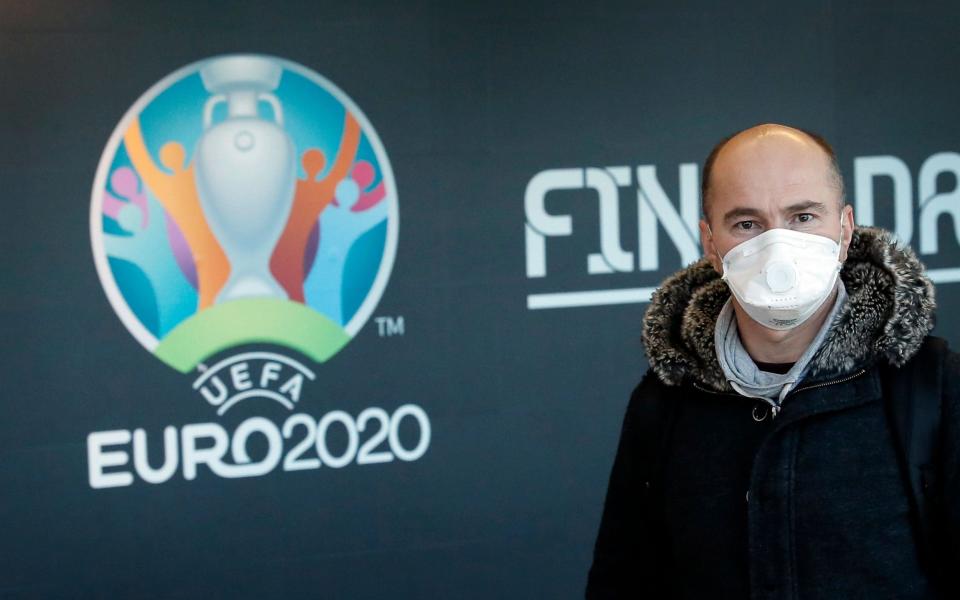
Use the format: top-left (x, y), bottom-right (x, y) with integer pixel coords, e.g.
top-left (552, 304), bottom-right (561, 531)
top-left (784, 200), bottom-right (828, 214)
top-left (721, 207), bottom-right (763, 224)
top-left (721, 200), bottom-right (829, 224)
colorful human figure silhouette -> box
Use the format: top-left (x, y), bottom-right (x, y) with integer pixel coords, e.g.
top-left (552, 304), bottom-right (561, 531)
top-left (349, 160), bottom-right (386, 213)
top-left (303, 163), bottom-right (388, 326)
top-left (104, 167), bottom-right (198, 290)
top-left (102, 168), bottom-right (197, 336)
top-left (300, 160), bottom-right (384, 277)
top-left (103, 167), bottom-right (148, 229)
top-left (350, 160), bottom-right (387, 212)
top-left (270, 113), bottom-right (360, 302)
top-left (123, 119), bottom-right (229, 309)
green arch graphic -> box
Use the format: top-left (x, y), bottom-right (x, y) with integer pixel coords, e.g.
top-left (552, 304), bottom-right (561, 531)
top-left (154, 298), bottom-right (350, 373)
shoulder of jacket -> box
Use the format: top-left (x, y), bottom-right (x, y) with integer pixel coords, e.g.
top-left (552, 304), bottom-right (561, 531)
top-left (625, 369), bottom-right (683, 422)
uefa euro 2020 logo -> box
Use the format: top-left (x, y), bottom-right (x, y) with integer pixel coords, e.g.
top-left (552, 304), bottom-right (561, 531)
top-left (90, 54), bottom-right (398, 414)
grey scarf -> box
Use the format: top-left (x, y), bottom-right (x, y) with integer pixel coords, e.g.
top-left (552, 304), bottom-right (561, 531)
top-left (714, 281), bottom-right (848, 402)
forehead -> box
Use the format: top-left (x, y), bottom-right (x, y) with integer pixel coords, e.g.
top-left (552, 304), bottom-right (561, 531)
top-left (709, 133), bottom-right (838, 211)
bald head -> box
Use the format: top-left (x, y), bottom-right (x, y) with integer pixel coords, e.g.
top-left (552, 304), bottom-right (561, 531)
top-left (701, 124), bottom-right (844, 221)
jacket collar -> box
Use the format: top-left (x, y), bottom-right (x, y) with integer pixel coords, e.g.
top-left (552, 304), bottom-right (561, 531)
top-left (641, 227), bottom-right (936, 392)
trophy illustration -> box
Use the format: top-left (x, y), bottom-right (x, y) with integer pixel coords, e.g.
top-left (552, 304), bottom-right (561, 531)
top-left (194, 55), bottom-right (296, 303)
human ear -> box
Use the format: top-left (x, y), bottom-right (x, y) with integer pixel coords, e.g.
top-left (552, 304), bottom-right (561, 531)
top-left (839, 204), bottom-right (854, 262)
top-left (699, 219), bottom-right (722, 274)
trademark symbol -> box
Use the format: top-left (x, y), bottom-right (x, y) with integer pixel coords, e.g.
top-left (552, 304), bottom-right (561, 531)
top-left (375, 316), bottom-right (405, 337)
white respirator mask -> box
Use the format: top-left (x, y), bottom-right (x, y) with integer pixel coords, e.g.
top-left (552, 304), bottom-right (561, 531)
top-left (714, 217), bottom-right (844, 330)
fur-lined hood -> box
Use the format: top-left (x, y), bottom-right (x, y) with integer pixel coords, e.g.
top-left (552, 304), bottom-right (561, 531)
top-left (641, 227), bottom-right (936, 391)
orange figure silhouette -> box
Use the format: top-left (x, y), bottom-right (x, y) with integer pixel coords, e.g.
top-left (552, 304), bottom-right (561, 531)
top-left (123, 119), bottom-right (230, 310)
top-left (271, 113), bottom-right (361, 302)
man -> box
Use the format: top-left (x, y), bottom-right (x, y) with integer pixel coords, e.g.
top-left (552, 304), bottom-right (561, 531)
top-left (586, 124), bottom-right (960, 599)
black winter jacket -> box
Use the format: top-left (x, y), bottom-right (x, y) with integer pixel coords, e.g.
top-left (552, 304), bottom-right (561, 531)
top-left (586, 228), bottom-right (960, 599)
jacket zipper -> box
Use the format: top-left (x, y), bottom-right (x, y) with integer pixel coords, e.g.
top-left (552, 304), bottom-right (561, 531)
top-left (693, 368), bottom-right (868, 420)
top-left (789, 368), bottom-right (867, 395)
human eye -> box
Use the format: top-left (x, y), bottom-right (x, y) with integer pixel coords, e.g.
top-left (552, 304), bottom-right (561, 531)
top-left (734, 220), bottom-right (758, 232)
top-left (793, 213), bottom-right (817, 225)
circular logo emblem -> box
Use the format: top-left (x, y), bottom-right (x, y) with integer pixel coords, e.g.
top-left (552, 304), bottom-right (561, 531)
top-left (91, 54), bottom-right (398, 374)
